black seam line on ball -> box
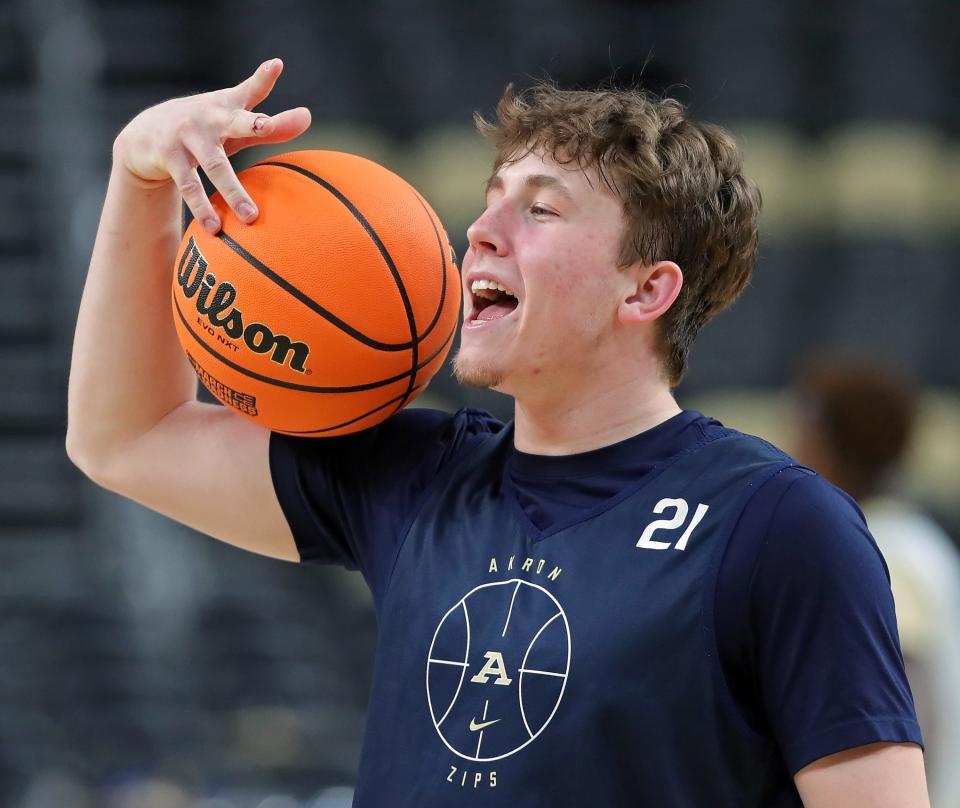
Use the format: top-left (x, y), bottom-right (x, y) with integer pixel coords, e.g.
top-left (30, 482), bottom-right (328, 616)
top-left (250, 162), bottom-right (450, 348)
top-left (256, 160), bottom-right (422, 358)
top-left (280, 384), bottom-right (426, 435)
top-left (174, 289), bottom-right (455, 393)
top-left (390, 187), bottom-right (452, 415)
top-left (217, 230), bottom-right (411, 352)
top-left (406, 185), bottom-right (449, 344)
top-left (257, 160), bottom-right (420, 416)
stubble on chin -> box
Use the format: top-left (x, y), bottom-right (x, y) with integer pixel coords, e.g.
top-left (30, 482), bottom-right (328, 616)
top-left (452, 350), bottom-right (504, 389)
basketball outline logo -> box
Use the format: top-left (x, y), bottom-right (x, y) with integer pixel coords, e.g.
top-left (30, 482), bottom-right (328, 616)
top-left (426, 579), bottom-right (571, 763)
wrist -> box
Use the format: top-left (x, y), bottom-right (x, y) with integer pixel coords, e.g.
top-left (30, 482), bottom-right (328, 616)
top-left (111, 134), bottom-right (175, 191)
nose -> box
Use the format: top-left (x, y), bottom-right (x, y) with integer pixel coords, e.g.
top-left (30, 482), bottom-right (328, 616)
top-left (466, 203), bottom-right (508, 257)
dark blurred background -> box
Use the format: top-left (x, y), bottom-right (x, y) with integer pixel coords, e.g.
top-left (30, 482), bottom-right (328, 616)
top-left (2, 0), bottom-right (959, 805)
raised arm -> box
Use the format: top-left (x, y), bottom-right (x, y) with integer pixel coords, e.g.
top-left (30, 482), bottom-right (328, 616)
top-left (66, 59), bottom-right (311, 561)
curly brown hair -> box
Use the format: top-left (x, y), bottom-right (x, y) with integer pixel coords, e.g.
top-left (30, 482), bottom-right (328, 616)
top-left (475, 82), bottom-right (762, 386)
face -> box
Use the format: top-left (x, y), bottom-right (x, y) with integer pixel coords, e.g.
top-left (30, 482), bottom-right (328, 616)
top-left (454, 149), bottom-right (633, 395)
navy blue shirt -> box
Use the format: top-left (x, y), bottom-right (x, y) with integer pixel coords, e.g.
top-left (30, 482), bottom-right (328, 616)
top-left (270, 408), bottom-right (921, 805)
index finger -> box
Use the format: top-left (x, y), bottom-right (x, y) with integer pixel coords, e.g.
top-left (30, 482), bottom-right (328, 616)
top-left (229, 57), bottom-right (284, 112)
top-left (183, 134), bottom-right (258, 223)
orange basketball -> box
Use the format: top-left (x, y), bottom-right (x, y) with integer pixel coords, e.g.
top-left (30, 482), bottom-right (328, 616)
top-left (171, 150), bottom-right (461, 436)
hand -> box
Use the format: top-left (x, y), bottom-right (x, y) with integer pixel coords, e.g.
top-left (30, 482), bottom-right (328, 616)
top-left (113, 58), bottom-right (311, 233)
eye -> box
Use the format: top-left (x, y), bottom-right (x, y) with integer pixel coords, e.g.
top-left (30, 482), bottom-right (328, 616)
top-left (530, 204), bottom-right (557, 217)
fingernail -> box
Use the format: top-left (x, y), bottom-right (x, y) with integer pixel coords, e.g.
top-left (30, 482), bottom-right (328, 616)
top-left (203, 217), bottom-right (219, 234)
top-left (237, 202), bottom-right (256, 221)
top-left (261, 59), bottom-right (274, 72)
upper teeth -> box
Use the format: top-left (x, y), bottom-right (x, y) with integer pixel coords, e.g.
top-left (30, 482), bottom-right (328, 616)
top-left (471, 279), bottom-right (516, 299)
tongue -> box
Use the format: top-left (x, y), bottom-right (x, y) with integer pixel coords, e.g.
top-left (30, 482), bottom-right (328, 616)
top-left (477, 300), bottom-right (517, 322)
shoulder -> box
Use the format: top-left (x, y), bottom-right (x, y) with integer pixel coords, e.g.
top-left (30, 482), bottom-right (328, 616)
top-left (381, 406), bottom-right (506, 472)
top-left (283, 404), bottom-right (502, 443)
top-left (271, 405), bottom-right (503, 467)
top-left (690, 421), bottom-right (799, 476)
top-left (719, 466), bottom-right (921, 773)
top-left (268, 405), bottom-right (505, 522)
top-left (351, 404), bottom-right (503, 453)
top-left (389, 405), bottom-right (504, 436)
top-left (717, 464), bottom-right (878, 627)
top-left (716, 465), bottom-right (889, 674)
top-left (766, 470), bottom-right (877, 556)
top-left (738, 465), bottom-right (887, 586)
top-left (267, 406), bottom-right (505, 580)
top-left (680, 417), bottom-right (879, 573)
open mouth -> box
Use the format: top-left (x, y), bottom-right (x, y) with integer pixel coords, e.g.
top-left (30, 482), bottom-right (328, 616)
top-left (468, 279), bottom-right (520, 324)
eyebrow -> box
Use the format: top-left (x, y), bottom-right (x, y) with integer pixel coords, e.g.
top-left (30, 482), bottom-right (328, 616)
top-left (485, 173), bottom-right (576, 200)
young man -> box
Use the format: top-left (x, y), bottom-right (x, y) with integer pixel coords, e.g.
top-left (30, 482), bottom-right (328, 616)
top-left (67, 59), bottom-right (929, 806)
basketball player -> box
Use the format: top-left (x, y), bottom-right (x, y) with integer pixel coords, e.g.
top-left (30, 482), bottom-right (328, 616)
top-left (67, 59), bottom-right (929, 806)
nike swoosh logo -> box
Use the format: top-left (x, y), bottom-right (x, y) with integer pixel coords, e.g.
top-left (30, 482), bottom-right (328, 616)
top-left (469, 717), bottom-right (501, 732)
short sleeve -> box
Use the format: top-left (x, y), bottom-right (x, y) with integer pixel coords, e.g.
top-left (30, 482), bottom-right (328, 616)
top-left (269, 407), bottom-right (502, 601)
top-left (717, 470), bottom-right (923, 774)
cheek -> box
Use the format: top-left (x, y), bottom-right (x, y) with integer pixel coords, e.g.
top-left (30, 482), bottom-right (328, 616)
top-left (529, 270), bottom-right (612, 344)
top-left (521, 232), bottom-right (621, 332)
top-left (551, 252), bottom-right (616, 314)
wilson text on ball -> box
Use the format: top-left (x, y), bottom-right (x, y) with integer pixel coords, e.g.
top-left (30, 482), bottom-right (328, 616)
top-left (176, 236), bottom-right (311, 373)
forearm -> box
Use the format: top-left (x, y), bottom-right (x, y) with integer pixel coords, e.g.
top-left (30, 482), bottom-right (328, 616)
top-left (66, 144), bottom-right (195, 471)
top-left (67, 61), bottom-right (309, 481)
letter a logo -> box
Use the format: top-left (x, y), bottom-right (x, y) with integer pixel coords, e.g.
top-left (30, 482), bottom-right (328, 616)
top-left (470, 651), bottom-right (513, 686)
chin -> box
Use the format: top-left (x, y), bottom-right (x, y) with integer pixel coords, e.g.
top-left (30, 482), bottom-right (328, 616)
top-left (452, 350), bottom-right (506, 389)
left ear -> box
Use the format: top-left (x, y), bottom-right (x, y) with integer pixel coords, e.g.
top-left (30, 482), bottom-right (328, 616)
top-left (617, 260), bottom-right (683, 325)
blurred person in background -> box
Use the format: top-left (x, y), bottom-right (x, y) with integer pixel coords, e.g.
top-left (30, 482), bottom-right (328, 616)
top-left (794, 356), bottom-right (960, 808)
top-left (66, 58), bottom-right (930, 807)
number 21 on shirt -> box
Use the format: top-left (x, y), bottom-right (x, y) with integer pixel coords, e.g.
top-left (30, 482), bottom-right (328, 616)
top-left (637, 498), bottom-right (710, 551)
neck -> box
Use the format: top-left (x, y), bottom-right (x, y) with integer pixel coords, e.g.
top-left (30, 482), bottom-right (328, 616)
top-left (511, 375), bottom-right (681, 455)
